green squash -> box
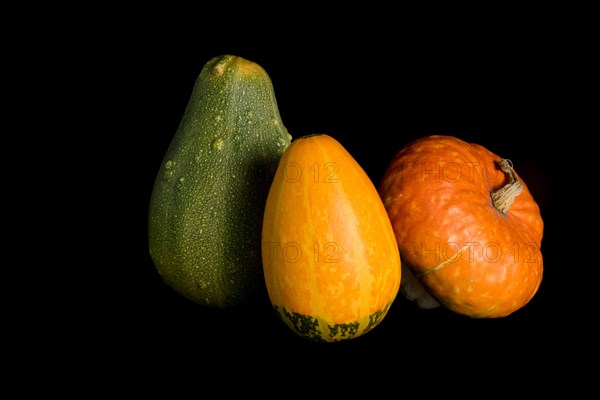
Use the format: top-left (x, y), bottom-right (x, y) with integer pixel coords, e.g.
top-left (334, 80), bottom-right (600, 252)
top-left (148, 55), bottom-right (292, 307)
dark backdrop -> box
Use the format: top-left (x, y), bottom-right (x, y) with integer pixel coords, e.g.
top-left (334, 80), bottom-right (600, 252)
top-left (72, 22), bottom-right (577, 384)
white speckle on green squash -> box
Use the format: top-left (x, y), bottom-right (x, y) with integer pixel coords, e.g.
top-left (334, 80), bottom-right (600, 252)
top-left (212, 138), bottom-right (224, 150)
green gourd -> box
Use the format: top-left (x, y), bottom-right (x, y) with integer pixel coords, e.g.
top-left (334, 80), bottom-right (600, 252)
top-left (148, 55), bottom-right (292, 307)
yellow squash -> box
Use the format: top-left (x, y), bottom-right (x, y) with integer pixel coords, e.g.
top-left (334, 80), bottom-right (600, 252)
top-left (262, 134), bottom-right (401, 342)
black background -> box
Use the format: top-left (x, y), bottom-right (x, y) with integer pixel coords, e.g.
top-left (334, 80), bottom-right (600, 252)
top-left (52, 14), bottom-right (585, 385)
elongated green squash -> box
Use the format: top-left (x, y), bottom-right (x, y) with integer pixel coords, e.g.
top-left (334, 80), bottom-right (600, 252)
top-left (148, 55), bottom-right (292, 307)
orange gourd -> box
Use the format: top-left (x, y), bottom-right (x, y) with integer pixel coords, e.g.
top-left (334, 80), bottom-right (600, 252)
top-left (379, 135), bottom-right (543, 318)
top-left (262, 134), bottom-right (401, 341)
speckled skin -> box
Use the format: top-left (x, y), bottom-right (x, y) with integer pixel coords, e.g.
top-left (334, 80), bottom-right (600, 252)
top-left (379, 135), bottom-right (543, 318)
top-left (148, 55), bottom-right (292, 307)
top-left (262, 135), bottom-right (401, 341)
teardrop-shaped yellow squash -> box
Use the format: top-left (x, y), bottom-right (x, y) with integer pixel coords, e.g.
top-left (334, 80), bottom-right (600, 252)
top-left (262, 134), bottom-right (401, 342)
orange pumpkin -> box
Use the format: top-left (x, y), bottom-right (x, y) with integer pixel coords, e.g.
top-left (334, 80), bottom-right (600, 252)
top-left (379, 135), bottom-right (543, 318)
top-left (262, 134), bottom-right (401, 341)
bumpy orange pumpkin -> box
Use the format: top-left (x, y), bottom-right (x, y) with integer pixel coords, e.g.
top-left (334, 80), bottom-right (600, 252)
top-left (379, 135), bottom-right (543, 318)
top-left (262, 134), bottom-right (401, 341)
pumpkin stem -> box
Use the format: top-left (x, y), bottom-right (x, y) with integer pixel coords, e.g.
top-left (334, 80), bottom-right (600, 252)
top-left (491, 159), bottom-right (523, 214)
